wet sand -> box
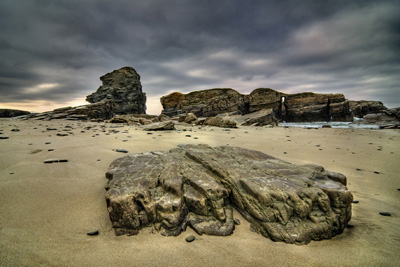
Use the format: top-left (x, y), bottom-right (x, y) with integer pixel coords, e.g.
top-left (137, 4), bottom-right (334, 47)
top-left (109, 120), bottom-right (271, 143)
top-left (1, 119), bottom-right (399, 266)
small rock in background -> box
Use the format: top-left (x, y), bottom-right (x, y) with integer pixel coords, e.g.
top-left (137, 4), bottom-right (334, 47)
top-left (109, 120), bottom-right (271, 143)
top-left (11, 129), bottom-right (20, 132)
top-left (115, 149), bottom-right (128, 153)
top-left (87, 230), bottom-right (99, 236)
top-left (234, 218), bottom-right (241, 225)
top-left (185, 235), bottom-right (195, 242)
top-left (0, 136), bottom-right (9, 139)
top-left (44, 159), bottom-right (68, 164)
top-left (379, 212), bottom-right (391, 216)
top-left (352, 200), bottom-right (359, 204)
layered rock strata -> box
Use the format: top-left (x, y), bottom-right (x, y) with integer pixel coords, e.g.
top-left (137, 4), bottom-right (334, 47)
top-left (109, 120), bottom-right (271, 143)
top-left (160, 88), bottom-right (353, 122)
top-left (0, 109), bottom-right (30, 118)
top-left (86, 66), bottom-right (146, 114)
top-left (20, 100), bottom-right (116, 121)
top-left (349, 100), bottom-right (387, 118)
top-left (105, 144), bottom-right (352, 244)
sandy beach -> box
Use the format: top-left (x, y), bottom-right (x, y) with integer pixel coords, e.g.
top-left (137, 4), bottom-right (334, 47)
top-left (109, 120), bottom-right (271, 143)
top-left (1, 118), bottom-right (399, 267)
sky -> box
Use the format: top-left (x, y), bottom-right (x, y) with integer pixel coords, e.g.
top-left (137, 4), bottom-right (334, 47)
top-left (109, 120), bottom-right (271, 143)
top-left (0, 0), bottom-right (399, 115)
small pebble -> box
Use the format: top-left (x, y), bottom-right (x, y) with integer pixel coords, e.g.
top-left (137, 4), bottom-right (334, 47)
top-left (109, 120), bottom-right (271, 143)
top-left (379, 212), bottom-right (391, 216)
top-left (234, 218), bottom-right (241, 225)
top-left (87, 230), bottom-right (99, 236)
top-left (185, 235), bottom-right (195, 242)
top-left (352, 200), bottom-right (359, 204)
top-left (346, 224), bottom-right (354, 229)
top-left (45, 142), bottom-right (51, 145)
top-left (185, 135), bottom-right (191, 137)
top-left (373, 171), bottom-right (380, 174)
top-left (356, 168), bottom-right (362, 171)
top-left (194, 137), bottom-right (199, 139)
top-left (116, 149), bottom-right (128, 153)
top-left (0, 137), bottom-right (9, 139)
top-left (9, 172), bottom-right (14, 175)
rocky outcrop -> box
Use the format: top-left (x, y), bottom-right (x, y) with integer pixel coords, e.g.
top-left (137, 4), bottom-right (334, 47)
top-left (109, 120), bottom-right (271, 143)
top-left (241, 109), bottom-right (279, 127)
top-left (0, 109), bottom-right (30, 118)
top-left (362, 108), bottom-right (400, 125)
top-left (349, 100), bottom-right (387, 118)
top-left (284, 92), bottom-right (352, 122)
top-left (86, 66), bottom-right (146, 114)
top-left (161, 88), bottom-right (353, 122)
top-left (105, 144), bottom-right (352, 244)
top-left (160, 89), bottom-right (247, 117)
top-left (20, 100), bottom-right (116, 121)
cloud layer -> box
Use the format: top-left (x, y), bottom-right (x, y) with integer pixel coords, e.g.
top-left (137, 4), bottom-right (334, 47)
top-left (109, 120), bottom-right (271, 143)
top-left (1, 0), bottom-right (399, 114)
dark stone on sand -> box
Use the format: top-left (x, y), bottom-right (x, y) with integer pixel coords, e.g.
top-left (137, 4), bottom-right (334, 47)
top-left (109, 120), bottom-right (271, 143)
top-left (0, 137), bottom-right (9, 139)
top-left (11, 129), bottom-right (20, 132)
top-left (352, 200), bottom-right (359, 204)
top-left (234, 218), bottom-right (241, 225)
top-left (116, 149), bottom-right (128, 153)
top-left (57, 133), bottom-right (68, 137)
top-left (87, 230), bottom-right (99, 236)
top-left (185, 235), bottom-right (195, 242)
top-left (44, 158), bottom-right (68, 163)
top-left (47, 128), bottom-right (57, 131)
top-left (373, 171), bottom-right (380, 174)
top-left (105, 144), bottom-right (352, 244)
top-left (379, 212), bottom-right (391, 216)
top-left (48, 149), bottom-right (54, 151)
top-left (45, 142), bottom-right (51, 144)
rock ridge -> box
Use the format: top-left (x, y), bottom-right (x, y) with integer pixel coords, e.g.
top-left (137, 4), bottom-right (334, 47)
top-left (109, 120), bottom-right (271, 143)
top-left (160, 88), bottom-right (353, 122)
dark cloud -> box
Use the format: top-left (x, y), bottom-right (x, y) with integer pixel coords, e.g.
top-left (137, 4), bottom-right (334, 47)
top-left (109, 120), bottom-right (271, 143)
top-left (0, 0), bottom-right (399, 113)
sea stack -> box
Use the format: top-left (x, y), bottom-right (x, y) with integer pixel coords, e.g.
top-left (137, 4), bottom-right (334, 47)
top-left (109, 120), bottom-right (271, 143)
top-left (86, 66), bottom-right (147, 114)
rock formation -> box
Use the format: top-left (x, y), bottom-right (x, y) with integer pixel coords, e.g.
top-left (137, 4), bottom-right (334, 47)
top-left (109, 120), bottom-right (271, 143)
top-left (362, 107), bottom-right (400, 126)
top-left (160, 88), bottom-right (353, 122)
top-left (86, 66), bottom-right (146, 115)
top-left (20, 100), bottom-right (116, 121)
top-left (0, 109), bottom-right (30, 118)
top-left (160, 89), bottom-right (247, 117)
top-left (349, 100), bottom-right (387, 118)
top-left (105, 144), bottom-right (352, 244)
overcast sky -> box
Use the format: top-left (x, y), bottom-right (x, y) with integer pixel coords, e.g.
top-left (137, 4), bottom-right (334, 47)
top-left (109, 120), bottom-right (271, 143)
top-left (1, 0), bottom-right (399, 114)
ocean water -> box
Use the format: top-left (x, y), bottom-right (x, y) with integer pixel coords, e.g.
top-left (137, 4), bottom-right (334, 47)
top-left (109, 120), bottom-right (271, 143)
top-left (279, 120), bottom-right (381, 129)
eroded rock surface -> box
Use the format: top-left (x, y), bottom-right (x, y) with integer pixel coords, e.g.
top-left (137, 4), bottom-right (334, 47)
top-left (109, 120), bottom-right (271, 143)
top-left (105, 145), bottom-right (352, 244)
top-left (86, 66), bottom-right (146, 114)
top-left (160, 88), bottom-right (353, 122)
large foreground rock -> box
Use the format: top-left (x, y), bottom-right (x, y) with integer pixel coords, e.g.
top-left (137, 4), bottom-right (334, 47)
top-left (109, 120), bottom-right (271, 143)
top-left (86, 66), bottom-right (146, 114)
top-left (105, 145), bottom-right (352, 244)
